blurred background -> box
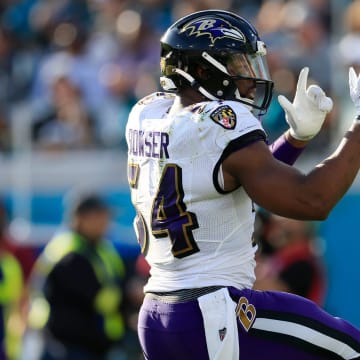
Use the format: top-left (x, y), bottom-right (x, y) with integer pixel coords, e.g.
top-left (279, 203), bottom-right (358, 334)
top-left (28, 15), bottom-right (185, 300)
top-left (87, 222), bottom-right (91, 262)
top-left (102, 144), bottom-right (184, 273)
top-left (0, 0), bottom-right (360, 359)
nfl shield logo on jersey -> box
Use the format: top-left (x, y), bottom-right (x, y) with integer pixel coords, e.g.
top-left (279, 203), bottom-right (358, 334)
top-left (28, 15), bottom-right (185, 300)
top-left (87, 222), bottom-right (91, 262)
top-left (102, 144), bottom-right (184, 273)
top-left (210, 105), bottom-right (237, 129)
top-left (219, 327), bottom-right (227, 341)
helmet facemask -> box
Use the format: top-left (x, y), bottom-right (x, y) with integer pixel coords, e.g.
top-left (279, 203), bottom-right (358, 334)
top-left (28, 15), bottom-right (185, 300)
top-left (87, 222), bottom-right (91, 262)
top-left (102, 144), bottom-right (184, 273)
top-left (161, 46), bottom-right (273, 115)
top-left (199, 48), bottom-right (274, 114)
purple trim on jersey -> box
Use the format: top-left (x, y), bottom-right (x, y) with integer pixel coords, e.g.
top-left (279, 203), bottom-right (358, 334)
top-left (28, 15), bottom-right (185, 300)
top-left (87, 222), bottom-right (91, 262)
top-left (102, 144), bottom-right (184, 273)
top-left (213, 129), bottom-right (266, 194)
top-left (138, 288), bottom-right (360, 360)
top-left (269, 133), bottom-right (304, 165)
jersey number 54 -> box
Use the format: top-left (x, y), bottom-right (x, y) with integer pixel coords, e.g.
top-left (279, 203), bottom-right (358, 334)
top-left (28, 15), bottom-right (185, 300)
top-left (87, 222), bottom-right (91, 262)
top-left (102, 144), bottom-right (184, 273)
top-left (129, 163), bottom-right (200, 259)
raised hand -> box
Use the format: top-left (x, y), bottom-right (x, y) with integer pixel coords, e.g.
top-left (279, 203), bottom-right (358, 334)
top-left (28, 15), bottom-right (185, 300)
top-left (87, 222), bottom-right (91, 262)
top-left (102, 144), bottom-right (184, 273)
top-left (349, 67), bottom-right (360, 116)
top-left (278, 67), bottom-right (333, 141)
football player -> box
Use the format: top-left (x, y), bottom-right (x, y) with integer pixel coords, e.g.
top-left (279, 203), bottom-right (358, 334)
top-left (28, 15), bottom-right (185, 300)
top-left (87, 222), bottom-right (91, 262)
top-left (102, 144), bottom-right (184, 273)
top-left (126, 9), bottom-right (360, 360)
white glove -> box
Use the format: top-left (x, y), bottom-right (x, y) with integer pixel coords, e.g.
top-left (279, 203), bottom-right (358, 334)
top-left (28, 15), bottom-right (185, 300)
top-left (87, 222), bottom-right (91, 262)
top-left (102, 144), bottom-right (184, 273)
top-left (349, 67), bottom-right (360, 116)
top-left (278, 67), bottom-right (333, 141)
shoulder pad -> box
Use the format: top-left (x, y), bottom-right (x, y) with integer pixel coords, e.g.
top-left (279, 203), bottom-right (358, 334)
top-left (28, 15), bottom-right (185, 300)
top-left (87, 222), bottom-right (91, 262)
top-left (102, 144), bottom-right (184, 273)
top-left (137, 92), bottom-right (176, 106)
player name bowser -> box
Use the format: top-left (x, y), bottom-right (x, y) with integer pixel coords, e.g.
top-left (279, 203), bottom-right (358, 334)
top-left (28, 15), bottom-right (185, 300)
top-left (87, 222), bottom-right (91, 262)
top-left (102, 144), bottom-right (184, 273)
top-left (128, 129), bottom-right (170, 159)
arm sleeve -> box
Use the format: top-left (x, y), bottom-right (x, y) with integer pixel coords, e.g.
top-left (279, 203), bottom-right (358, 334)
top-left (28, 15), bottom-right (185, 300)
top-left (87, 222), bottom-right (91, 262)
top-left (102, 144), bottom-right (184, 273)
top-left (45, 253), bottom-right (100, 307)
top-left (269, 133), bottom-right (304, 165)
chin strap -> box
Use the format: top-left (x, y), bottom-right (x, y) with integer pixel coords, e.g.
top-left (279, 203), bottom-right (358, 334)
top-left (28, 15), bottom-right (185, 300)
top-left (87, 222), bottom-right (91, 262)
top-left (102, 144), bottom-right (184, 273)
top-left (174, 68), bottom-right (219, 101)
top-left (160, 69), bottom-right (218, 101)
top-left (160, 54), bottom-right (219, 101)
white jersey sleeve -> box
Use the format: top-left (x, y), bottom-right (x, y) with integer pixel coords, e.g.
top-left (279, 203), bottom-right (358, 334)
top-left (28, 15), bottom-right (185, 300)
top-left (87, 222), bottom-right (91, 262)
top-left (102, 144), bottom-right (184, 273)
top-left (126, 94), bottom-right (267, 292)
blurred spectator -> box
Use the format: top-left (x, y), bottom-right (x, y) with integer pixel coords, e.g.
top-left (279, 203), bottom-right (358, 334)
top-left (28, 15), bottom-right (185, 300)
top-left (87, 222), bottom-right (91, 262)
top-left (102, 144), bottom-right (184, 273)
top-left (254, 1), bottom-right (296, 140)
top-left (109, 8), bottom-right (160, 101)
top-left (0, 24), bottom-right (36, 107)
top-left (0, 23), bottom-right (39, 153)
top-left (278, 1), bottom-right (331, 89)
top-left (255, 0), bottom-right (335, 147)
top-left (30, 5), bottom-right (125, 148)
top-left (32, 74), bottom-right (97, 151)
top-left (254, 211), bottom-right (326, 306)
top-left (0, 201), bottom-right (37, 360)
top-left (0, 202), bottom-right (36, 283)
top-left (0, 203), bottom-right (24, 360)
top-left (0, 245), bottom-right (23, 360)
top-left (0, 0), bottom-right (344, 153)
top-left (282, 1), bottom-right (335, 150)
top-left (29, 25), bottom-right (107, 139)
top-left (23, 193), bottom-right (127, 360)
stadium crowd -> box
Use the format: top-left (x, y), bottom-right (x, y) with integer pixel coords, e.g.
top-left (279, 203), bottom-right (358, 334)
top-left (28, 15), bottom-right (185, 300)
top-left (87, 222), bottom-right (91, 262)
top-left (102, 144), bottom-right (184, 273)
top-left (0, 0), bottom-right (356, 153)
top-left (0, 0), bottom-right (358, 359)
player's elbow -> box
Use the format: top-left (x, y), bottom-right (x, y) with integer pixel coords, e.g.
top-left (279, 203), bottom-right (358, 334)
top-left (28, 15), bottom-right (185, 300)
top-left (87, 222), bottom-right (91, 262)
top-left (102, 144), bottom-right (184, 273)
top-left (312, 209), bottom-right (330, 221)
top-left (300, 195), bottom-right (332, 221)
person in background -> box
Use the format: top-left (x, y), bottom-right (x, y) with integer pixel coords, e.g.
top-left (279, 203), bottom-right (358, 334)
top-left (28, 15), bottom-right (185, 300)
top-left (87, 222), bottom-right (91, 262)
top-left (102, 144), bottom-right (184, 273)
top-left (24, 193), bottom-right (126, 360)
top-left (32, 74), bottom-right (97, 151)
top-left (254, 211), bottom-right (326, 306)
top-left (0, 201), bottom-right (33, 360)
top-left (0, 203), bottom-right (36, 283)
top-left (0, 237), bottom-right (23, 360)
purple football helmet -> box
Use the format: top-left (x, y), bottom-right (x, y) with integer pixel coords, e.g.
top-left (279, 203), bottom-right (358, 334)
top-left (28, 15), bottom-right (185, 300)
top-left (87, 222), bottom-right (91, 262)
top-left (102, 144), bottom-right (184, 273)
top-left (160, 10), bottom-right (274, 113)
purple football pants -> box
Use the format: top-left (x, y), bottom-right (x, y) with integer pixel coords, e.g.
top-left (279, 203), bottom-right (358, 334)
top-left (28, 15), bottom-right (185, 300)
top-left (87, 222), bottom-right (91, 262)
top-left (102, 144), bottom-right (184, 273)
top-left (138, 287), bottom-right (360, 360)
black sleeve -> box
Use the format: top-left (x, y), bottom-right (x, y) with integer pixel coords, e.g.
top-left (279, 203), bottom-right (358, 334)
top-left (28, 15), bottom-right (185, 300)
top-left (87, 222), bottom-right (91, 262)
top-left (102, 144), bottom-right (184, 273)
top-left (279, 260), bottom-right (315, 298)
top-left (45, 253), bottom-right (115, 354)
top-left (45, 252), bottom-right (100, 308)
top-left (213, 129), bottom-right (267, 194)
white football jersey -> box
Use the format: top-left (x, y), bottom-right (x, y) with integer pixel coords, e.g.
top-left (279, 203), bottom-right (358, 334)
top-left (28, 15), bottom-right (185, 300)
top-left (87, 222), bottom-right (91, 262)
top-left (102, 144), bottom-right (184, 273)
top-left (126, 92), bottom-right (266, 292)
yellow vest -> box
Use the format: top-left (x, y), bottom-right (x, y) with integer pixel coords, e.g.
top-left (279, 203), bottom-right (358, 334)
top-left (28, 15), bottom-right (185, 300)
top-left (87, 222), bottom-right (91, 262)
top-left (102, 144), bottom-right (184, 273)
top-left (0, 252), bottom-right (23, 360)
top-left (28, 232), bottom-right (125, 341)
